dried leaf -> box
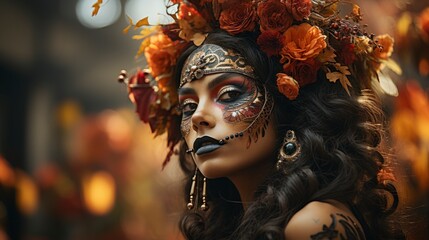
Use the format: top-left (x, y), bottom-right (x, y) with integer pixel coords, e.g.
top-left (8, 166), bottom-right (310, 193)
top-left (123, 16), bottom-right (133, 34)
top-left (191, 33), bottom-right (208, 46)
top-left (352, 4), bottom-right (361, 16)
top-left (136, 38), bottom-right (151, 57)
top-left (378, 71), bottom-right (399, 96)
top-left (135, 17), bottom-right (150, 28)
top-left (92, 0), bottom-right (103, 16)
top-left (317, 48), bottom-right (337, 63)
top-left (327, 64), bottom-right (352, 95)
top-left (123, 25), bottom-right (132, 34)
top-left (384, 58), bottom-right (402, 75)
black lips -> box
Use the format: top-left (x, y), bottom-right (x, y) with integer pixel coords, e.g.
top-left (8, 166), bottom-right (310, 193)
top-left (193, 136), bottom-right (220, 152)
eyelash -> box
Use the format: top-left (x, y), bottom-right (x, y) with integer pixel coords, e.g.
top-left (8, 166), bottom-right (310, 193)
top-left (217, 86), bottom-right (244, 103)
top-left (180, 99), bottom-right (197, 118)
top-left (179, 83), bottom-right (246, 118)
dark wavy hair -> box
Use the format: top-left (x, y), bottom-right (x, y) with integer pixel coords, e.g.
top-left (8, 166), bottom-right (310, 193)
top-left (174, 31), bottom-right (404, 240)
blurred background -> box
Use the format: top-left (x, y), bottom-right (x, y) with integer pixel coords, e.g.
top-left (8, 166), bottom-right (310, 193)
top-left (0, 0), bottom-right (428, 239)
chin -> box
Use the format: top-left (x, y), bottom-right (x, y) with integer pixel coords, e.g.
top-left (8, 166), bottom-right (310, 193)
top-left (196, 157), bottom-right (236, 179)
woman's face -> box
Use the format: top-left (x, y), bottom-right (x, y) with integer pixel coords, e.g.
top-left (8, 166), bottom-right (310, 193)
top-left (178, 72), bottom-right (277, 178)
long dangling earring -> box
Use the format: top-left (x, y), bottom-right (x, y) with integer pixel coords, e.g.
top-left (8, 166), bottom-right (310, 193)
top-left (186, 169), bottom-right (209, 211)
top-left (187, 169), bottom-right (197, 210)
top-left (276, 130), bottom-right (301, 171)
top-left (200, 177), bottom-right (208, 211)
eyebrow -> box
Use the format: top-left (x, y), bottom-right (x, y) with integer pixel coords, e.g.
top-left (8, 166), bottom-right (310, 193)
top-left (178, 73), bottom-right (247, 96)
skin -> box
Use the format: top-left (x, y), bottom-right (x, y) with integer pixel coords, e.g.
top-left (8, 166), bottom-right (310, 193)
top-left (285, 201), bottom-right (365, 239)
top-left (179, 72), bottom-right (277, 207)
top-left (179, 70), bottom-right (366, 238)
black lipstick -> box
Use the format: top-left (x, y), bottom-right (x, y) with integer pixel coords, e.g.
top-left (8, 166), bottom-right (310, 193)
top-left (193, 136), bottom-right (224, 155)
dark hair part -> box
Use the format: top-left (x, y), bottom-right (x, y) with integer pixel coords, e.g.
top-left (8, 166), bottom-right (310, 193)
top-left (175, 31), bottom-right (404, 240)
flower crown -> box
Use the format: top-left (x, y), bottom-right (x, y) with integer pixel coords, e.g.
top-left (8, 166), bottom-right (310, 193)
top-left (94, 0), bottom-right (400, 166)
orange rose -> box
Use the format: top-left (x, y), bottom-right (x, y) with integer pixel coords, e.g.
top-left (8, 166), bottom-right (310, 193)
top-left (281, 23), bottom-right (327, 61)
top-left (284, 0), bottom-right (312, 21)
top-left (219, 1), bottom-right (257, 35)
top-left (276, 73), bottom-right (299, 100)
top-left (257, 0), bottom-right (293, 32)
top-left (283, 59), bottom-right (321, 87)
top-left (144, 34), bottom-right (177, 77)
top-left (419, 7), bottom-right (429, 41)
top-left (177, 3), bottom-right (211, 42)
top-left (372, 34), bottom-right (394, 60)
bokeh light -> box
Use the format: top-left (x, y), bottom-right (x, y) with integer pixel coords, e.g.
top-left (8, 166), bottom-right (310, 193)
top-left (76, 0), bottom-right (122, 28)
top-left (82, 171), bottom-right (116, 215)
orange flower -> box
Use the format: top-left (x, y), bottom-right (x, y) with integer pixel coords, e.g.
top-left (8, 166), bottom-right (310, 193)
top-left (276, 73), bottom-right (299, 100)
top-left (177, 3), bottom-right (211, 43)
top-left (283, 59), bottom-right (321, 87)
top-left (418, 7), bottom-right (429, 41)
top-left (284, 0), bottom-right (312, 21)
top-left (219, 1), bottom-right (257, 35)
top-left (257, 0), bottom-right (293, 32)
top-left (144, 33), bottom-right (177, 77)
top-left (281, 23), bottom-right (327, 61)
top-left (372, 34), bottom-right (394, 60)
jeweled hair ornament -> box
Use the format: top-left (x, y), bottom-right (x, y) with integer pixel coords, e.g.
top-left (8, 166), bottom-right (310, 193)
top-left (180, 44), bottom-right (257, 87)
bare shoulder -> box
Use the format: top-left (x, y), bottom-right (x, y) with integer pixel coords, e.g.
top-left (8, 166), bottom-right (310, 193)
top-left (284, 201), bottom-right (366, 240)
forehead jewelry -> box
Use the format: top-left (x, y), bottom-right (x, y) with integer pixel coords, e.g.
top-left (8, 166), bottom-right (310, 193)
top-left (180, 44), bottom-right (257, 88)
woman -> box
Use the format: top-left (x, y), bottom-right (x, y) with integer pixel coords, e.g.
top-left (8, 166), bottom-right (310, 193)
top-left (117, 0), bottom-right (404, 239)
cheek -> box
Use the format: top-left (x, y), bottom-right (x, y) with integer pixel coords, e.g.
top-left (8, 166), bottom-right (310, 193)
top-left (181, 117), bottom-right (192, 137)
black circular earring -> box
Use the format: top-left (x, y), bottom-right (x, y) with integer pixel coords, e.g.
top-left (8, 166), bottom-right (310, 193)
top-left (276, 130), bottom-right (301, 170)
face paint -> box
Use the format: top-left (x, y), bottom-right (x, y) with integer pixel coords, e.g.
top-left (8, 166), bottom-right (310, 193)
top-left (216, 77), bottom-right (263, 124)
top-left (179, 96), bottom-right (196, 137)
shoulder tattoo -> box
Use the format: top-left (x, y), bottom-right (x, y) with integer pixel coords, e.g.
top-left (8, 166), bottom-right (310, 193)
top-left (310, 213), bottom-right (365, 240)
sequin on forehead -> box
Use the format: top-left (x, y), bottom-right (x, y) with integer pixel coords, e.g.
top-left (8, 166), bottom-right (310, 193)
top-left (180, 44), bottom-right (257, 88)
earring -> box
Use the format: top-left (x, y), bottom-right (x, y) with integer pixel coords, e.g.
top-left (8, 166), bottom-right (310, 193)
top-left (186, 169), bottom-right (209, 211)
top-left (200, 177), bottom-right (208, 211)
top-left (276, 130), bottom-right (301, 170)
top-left (187, 169), bottom-right (197, 210)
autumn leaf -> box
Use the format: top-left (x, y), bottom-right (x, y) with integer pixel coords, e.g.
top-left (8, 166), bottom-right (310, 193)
top-left (383, 58), bottom-right (402, 75)
top-left (191, 33), bottom-right (208, 46)
top-left (92, 0), bottom-right (103, 16)
top-left (136, 38), bottom-right (151, 57)
top-left (123, 16), bottom-right (133, 34)
top-left (326, 64), bottom-right (352, 95)
top-left (317, 47), bottom-right (336, 63)
top-left (135, 17), bottom-right (150, 28)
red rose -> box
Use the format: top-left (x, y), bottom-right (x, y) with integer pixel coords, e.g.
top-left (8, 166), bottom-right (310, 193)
top-left (283, 59), bottom-right (321, 86)
top-left (219, 1), bottom-right (257, 35)
top-left (339, 43), bottom-right (356, 65)
top-left (284, 0), bottom-right (312, 21)
top-left (257, 30), bottom-right (284, 57)
top-left (257, 0), bottom-right (293, 32)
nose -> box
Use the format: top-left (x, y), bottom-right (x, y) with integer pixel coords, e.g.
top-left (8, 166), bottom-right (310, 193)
top-left (191, 100), bottom-right (216, 132)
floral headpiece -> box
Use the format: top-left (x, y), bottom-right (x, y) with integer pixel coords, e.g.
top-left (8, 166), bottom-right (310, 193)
top-left (95, 0), bottom-right (400, 166)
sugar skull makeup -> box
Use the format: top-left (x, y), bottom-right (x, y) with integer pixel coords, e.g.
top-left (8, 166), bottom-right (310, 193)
top-left (178, 44), bottom-right (273, 147)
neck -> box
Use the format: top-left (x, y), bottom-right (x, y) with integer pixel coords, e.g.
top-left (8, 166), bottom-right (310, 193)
top-left (228, 161), bottom-right (274, 211)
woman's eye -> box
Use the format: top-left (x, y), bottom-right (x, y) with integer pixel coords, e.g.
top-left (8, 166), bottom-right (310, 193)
top-left (181, 102), bottom-right (197, 117)
top-left (218, 89), bottom-right (243, 103)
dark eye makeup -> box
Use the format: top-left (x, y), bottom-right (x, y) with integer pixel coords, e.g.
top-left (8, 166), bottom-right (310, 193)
top-left (178, 73), bottom-right (255, 118)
